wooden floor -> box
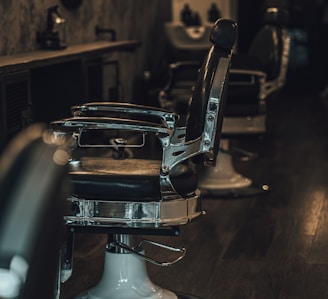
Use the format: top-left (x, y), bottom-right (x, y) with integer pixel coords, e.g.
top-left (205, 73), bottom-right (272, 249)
top-left (60, 89), bottom-right (328, 299)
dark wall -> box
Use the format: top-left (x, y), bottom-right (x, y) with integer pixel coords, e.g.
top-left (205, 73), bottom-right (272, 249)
top-left (0, 0), bottom-right (171, 100)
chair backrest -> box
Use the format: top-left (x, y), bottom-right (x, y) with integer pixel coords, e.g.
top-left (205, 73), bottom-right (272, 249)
top-left (185, 18), bottom-right (237, 162)
top-left (248, 6), bottom-right (289, 81)
top-left (0, 124), bottom-right (69, 299)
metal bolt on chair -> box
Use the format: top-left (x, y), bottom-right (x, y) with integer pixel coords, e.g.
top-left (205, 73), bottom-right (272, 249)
top-left (51, 18), bottom-right (237, 299)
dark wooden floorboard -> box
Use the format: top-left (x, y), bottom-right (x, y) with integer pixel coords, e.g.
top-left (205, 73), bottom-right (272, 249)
top-left (59, 90), bottom-right (328, 299)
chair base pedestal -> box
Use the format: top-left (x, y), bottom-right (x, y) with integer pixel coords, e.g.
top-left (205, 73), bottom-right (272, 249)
top-left (75, 250), bottom-right (193, 299)
top-left (198, 141), bottom-right (269, 198)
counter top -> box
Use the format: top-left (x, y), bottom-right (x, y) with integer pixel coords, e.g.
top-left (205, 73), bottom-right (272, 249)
top-left (0, 40), bottom-right (140, 74)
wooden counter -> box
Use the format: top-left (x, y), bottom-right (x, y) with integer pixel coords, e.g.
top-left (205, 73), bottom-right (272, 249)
top-left (0, 40), bottom-right (140, 74)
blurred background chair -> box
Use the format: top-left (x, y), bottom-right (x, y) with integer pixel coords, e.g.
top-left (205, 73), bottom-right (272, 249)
top-left (223, 5), bottom-right (290, 135)
top-left (157, 5), bottom-right (290, 197)
top-left (198, 5), bottom-right (290, 197)
top-left (0, 124), bottom-right (69, 299)
top-left (50, 19), bottom-right (237, 299)
top-left (158, 60), bottom-right (202, 126)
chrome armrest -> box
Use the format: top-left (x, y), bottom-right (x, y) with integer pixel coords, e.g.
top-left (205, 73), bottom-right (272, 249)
top-left (168, 60), bottom-right (201, 71)
top-left (51, 116), bottom-right (173, 151)
top-left (51, 116), bottom-right (203, 164)
top-left (52, 116), bottom-right (169, 132)
top-left (230, 68), bottom-right (287, 100)
top-left (71, 102), bottom-right (179, 130)
top-left (229, 68), bottom-right (267, 84)
top-left (229, 68), bottom-right (268, 100)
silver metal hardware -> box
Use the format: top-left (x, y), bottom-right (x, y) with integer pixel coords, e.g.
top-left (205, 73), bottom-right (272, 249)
top-left (202, 58), bottom-right (230, 154)
top-left (64, 191), bottom-right (202, 227)
top-left (113, 137), bottom-right (127, 146)
top-left (71, 103), bottom-right (179, 130)
top-left (108, 239), bottom-right (186, 267)
top-left (60, 232), bottom-right (74, 283)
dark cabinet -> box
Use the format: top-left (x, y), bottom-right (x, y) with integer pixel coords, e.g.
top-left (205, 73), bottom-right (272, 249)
top-left (31, 60), bottom-right (87, 123)
top-left (0, 40), bottom-right (140, 151)
top-left (0, 70), bottom-right (32, 147)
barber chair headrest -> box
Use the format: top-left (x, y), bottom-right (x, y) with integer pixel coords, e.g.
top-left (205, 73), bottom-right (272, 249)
top-left (263, 7), bottom-right (289, 26)
top-left (185, 19), bottom-right (237, 165)
top-left (210, 18), bottom-right (238, 51)
top-left (186, 19), bottom-right (237, 142)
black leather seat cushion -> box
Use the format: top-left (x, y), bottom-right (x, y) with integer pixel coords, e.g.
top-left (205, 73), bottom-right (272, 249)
top-left (69, 157), bottom-right (198, 201)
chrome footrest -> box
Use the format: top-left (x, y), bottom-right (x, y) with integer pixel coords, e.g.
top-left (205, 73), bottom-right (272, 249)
top-left (65, 190), bottom-right (202, 228)
top-left (108, 239), bottom-right (186, 266)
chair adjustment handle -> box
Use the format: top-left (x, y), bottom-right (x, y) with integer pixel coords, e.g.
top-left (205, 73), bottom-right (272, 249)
top-left (107, 239), bottom-right (186, 267)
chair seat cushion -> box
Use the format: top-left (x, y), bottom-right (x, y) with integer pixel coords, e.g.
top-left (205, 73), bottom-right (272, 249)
top-left (69, 157), bottom-right (198, 201)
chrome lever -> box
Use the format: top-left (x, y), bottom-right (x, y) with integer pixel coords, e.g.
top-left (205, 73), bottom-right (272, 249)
top-left (108, 239), bottom-right (186, 267)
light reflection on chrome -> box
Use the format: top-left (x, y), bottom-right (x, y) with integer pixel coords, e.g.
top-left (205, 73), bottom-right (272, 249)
top-left (64, 191), bottom-right (202, 228)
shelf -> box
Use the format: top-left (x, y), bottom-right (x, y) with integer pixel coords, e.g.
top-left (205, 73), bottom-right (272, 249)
top-left (0, 40), bottom-right (140, 74)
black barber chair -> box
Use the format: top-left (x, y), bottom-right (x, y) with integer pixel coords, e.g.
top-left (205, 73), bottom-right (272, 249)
top-left (0, 124), bottom-right (69, 299)
top-left (224, 6), bottom-right (290, 134)
top-left (50, 19), bottom-right (237, 299)
top-left (159, 6), bottom-right (290, 197)
top-left (198, 6), bottom-right (290, 197)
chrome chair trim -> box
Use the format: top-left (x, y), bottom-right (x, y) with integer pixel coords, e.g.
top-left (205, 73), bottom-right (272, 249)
top-left (64, 190), bottom-right (201, 228)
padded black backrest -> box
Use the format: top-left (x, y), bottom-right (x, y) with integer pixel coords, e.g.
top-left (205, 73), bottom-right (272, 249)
top-left (248, 7), bottom-right (289, 80)
top-left (185, 19), bottom-right (237, 142)
top-left (0, 124), bottom-right (69, 299)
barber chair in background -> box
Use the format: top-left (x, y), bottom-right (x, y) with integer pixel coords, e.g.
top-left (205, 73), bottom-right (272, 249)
top-left (136, 6), bottom-right (214, 109)
top-left (198, 6), bottom-right (290, 197)
top-left (50, 19), bottom-right (237, 299)
top-left (0, 124), bottom-right (69, 299)
top-left (159, 60), bottom-right (202, 126)
top-left (223, 6), bottom-right (290, 134)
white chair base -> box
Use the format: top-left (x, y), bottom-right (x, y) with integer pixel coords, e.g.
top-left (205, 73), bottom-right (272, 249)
top-left (76, 249), bottom-right (178, 299)
top-left (198, 147), bottom-right (251, 189)
top-left (198, 140), bottom-right (269, 197)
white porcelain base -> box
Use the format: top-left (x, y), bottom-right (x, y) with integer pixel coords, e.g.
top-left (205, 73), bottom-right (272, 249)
top-left (198, 139), bottom-right (252, 190)
top-left (76, 250), bottom-right (178, 299)
top-left (198, 140), bottom-right (269, 197)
